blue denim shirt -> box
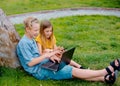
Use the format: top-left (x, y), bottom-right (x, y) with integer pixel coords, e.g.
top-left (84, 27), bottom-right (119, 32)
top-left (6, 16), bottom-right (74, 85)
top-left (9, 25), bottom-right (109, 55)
top-left (16, 35), bottom-right (40, 74)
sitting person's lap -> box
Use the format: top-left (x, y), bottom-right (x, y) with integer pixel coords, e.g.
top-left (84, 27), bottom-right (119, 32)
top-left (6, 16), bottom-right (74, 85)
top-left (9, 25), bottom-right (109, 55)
top-left (33, 61), bottom-right (73, 80)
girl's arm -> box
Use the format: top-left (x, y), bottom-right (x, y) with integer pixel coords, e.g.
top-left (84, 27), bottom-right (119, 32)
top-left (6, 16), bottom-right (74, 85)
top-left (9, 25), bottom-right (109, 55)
top-left (37, 42), bottom-right (54, 54)
top-left (54, 44), bottom-right (57, 50)
top-left (37, 42), bottom-right (43, 54)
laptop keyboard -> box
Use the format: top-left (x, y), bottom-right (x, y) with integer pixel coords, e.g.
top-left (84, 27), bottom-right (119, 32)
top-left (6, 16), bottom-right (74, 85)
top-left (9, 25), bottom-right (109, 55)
top-left (49, 63), bottom-right (59, 69)
top-left (48, 63), bottom-right (59, 71)
top-left (42, 61), bottom-right (54, 67)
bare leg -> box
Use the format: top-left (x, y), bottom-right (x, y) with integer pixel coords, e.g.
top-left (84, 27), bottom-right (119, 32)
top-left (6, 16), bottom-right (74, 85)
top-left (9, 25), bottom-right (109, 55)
top-left (69, 60), bottom-right (81, 68)
top-left (72, 67), bottom-right (107, 79)
top-left (72, 65), bottom-right (114, 80)
top-left (70, 58), bottom-right (119, 69)
top-left (72, 69), bottom-right (104, 82)
top-left (85, 76), bottom-right (104, 82)
top-left (85, 72), bottom-right (116, 82)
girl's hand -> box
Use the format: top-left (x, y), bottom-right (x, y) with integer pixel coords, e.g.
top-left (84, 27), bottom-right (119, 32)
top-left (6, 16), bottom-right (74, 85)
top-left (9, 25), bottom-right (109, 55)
top-left (54, 46), bottom-right (64, 51)
top-left (43, 49), bottom-right (53, 53)
top-left (42, 48), bottom-right (64, 59)
top-left (42, 53), bottom-right (51, 58)
top-left (42, 50), bottom-right (61, 59)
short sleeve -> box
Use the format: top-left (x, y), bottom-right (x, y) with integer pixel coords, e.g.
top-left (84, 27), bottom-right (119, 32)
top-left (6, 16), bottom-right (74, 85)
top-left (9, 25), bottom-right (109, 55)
top-left (53, 35), bottom-right (56, 44)
top-left (17, 42), bottom-right (34, 65)
top-left (35, 34), bottom-right (42, 44)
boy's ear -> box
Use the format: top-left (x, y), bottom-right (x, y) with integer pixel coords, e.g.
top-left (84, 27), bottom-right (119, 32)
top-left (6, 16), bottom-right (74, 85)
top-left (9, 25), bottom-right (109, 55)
top-left (26, 27), bottom-right (30, 31)
top-left (25, 27), bottom-right (30, 32)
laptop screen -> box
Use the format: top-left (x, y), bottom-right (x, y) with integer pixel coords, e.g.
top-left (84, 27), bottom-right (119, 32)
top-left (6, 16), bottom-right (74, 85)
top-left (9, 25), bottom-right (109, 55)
top-left (61, 47), bottom-right (75, 64)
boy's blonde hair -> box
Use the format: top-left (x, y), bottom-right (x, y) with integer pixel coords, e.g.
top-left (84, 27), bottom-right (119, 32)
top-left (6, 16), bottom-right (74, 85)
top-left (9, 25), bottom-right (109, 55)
top-left (24, 17), bottom-right (39, 30)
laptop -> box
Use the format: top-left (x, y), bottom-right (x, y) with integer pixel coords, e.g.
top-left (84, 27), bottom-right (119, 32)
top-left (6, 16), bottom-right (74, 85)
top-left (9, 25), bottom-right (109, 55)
top-left (41, 47), bottom-right (76, 71)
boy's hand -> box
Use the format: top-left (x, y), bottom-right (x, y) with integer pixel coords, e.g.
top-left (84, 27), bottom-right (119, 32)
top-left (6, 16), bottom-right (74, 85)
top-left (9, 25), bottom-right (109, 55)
top-left (50, 55), bottom-right (61, 63)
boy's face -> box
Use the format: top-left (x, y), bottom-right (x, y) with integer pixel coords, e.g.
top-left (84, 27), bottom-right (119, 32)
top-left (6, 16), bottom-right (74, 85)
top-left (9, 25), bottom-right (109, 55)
top-left (27, 23), bottom-right (40, 39)
top-left (44, 26), bottom-right (52, 39)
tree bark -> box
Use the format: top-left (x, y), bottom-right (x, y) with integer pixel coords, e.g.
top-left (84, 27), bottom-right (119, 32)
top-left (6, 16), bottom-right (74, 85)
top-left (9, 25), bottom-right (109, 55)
top-left (0, 9), bottom-right (20, 68)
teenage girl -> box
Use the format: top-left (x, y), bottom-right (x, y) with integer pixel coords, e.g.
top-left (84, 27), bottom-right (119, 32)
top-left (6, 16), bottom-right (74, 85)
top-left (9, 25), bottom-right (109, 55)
top-left (36, 20), bottom-right (85, 68)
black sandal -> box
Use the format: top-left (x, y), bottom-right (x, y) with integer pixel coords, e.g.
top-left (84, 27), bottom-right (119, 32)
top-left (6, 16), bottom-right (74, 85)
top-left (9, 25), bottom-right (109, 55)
top-left (106, 59), bottom-right (120, 75)
top-left (110, 59), bottom-right (120, 71)
top-left (104, 72), bottom-right (116, 84)
top-left (106, 67), bottom-right (112, 75)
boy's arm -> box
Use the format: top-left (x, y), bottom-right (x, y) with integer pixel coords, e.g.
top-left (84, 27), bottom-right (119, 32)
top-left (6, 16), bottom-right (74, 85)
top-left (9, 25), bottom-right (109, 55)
top-left (28, 54), bottom-right (47, 67)
top-left (28, 50), bottom-right (61, 66)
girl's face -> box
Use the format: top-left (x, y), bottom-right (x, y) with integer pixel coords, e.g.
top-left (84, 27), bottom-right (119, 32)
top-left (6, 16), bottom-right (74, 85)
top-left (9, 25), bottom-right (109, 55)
top-left (44, 26), bottom-right (53, 39)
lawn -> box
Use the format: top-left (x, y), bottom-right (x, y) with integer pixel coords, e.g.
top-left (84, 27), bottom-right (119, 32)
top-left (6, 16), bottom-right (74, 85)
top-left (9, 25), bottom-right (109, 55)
top-left (0, 0), bottom-right (120, 15)
top-left (0, 15), bottom-right (120, 86)
top-left (0, 0), bottom-right (120, 86)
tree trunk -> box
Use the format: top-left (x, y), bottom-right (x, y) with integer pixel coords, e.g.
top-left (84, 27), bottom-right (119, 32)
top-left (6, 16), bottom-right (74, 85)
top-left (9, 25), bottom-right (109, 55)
top-left (0, 9), bottom-right (20, 68)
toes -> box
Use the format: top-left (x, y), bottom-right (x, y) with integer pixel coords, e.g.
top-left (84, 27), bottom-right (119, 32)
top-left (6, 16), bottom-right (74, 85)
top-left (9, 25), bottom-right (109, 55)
top-left (115, 60), bottom-right (119, 67)
top-left (110, 59), bottom-right (120, 71)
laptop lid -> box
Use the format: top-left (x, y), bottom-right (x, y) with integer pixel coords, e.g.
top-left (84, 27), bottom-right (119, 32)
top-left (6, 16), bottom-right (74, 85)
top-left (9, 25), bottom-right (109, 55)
top-left (61, 47), bottom-right (75, 64)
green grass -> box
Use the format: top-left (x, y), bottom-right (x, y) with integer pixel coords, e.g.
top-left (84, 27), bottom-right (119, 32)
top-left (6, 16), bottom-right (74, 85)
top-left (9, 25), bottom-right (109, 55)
top-left (52, 15), bottom-right (120, 69)
top-left (0, 0), bottom-right (120, 15)
top-left (0, 66), bottom-right (107, 86)
top-left (0, 0), bottom-right (120, 85)
top-left (1, 15), bottom-right (119, 86)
